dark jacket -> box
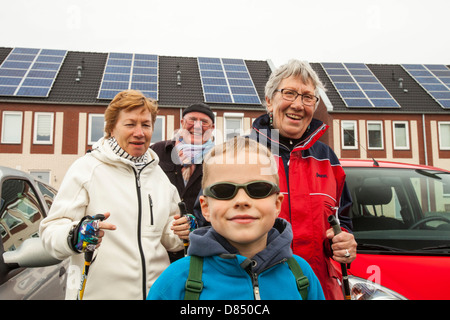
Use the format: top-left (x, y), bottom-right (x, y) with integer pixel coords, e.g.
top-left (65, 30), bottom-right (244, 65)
top-left (250, 114), bottom-right (353, 300)
top-left (151, 139), bottom-right (203, 215)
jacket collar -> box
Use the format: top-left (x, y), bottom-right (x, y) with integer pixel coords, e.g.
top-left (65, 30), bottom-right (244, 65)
top-left (91, 137), bottom-right (158, 171)
top-left (188, 218), bottom-right (294, 274)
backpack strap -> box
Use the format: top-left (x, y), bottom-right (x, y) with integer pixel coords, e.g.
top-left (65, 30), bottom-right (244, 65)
top-left (286, 257), bottom-right (309, 300)
top-left (184, 255), bottom-right (204, 300)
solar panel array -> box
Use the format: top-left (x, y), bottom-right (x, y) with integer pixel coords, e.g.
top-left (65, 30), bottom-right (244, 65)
top-left (98, 52), bottom-right (158, 100)
top-left (0, 47), bottom-right (67, 97)
top-left (322, 62), bottom-right (400, 108)
top-left (198, 57), bottom-right (261, 104)
top-left (401, 64), bottom-right (450, 109)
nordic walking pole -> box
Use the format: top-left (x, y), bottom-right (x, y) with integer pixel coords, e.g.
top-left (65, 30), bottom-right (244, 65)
top-left (328, 215), bottom-right (352, 300)
top-left (178, 202), bottom-right (189, 256)
top-left (78, 214), bottom-right (105, 300)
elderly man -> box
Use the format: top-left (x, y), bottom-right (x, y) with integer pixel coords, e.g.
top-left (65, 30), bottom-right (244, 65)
top-left (151, 103), bottom-right (215, 261)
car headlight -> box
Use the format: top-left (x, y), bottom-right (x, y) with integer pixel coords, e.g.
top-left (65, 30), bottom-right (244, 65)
top-left (348, 276), bottom-right (408, 300)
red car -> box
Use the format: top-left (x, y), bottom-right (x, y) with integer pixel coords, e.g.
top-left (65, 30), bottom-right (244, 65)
top-left (339, 159), bottom-right (450, 300)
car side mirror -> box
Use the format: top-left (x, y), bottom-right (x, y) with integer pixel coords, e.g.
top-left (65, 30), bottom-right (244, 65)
top-left (3, 238), bottom-right (62, 268)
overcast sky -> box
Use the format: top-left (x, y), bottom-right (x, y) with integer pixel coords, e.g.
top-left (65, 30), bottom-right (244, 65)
top-left (1, 0), bottom-right (448, 67)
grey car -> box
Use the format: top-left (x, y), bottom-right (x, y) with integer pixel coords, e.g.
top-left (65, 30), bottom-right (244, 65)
top-left (0, 166), bottom-right (68, 299)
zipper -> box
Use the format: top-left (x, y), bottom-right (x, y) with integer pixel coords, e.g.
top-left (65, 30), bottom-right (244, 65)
top-left (245, 258), bottom-right (292, 300)
top-left (132, 160), bottom-right (154, 300)
top-left (245, 261), bottom-right (262, 300)
top-left (251, 272), bottom-right (261, 300)
top-left (134, 170), bottom-right (147, 300)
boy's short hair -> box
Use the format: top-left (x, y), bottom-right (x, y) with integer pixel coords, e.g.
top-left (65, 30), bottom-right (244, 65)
top-left (202, 136), bottom-right (279, 188)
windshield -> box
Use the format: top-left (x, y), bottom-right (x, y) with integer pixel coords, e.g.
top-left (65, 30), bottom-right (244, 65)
top-left (345, 167), bottom-right (450, 253)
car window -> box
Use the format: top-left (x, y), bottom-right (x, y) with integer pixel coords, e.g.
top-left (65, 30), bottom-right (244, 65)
top-left (411, 169), bottom-right (450, 224)
top-left (345, 167), bottom-right (450, 252)
top-left (36, 181), bottom-right (57, 211)
top-left (0, 179), bottom-right (45, 252)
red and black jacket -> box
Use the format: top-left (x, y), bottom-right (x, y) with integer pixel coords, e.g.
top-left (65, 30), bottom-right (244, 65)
top-left (251, 114), bottom-right (353, 300)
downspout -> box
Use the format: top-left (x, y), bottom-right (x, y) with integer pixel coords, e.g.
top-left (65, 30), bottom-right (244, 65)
top-left (180, 108), bottom-right (183, 125)
top-left (422, 113), bottom-right (428, 166)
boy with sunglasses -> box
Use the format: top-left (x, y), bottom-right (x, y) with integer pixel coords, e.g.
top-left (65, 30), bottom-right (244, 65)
top-left (147, 137), bottom-right (324, 300)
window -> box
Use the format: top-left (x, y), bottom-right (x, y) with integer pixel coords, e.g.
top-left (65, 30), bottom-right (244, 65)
top-left (438, 122), bottom-right (450, 150)
top-left (0, 179), bottom-right (44, 252)
top-left (393, 121), bottom-right (410, 150)
top-left (30, 171), bottom-right (50, 184)
top-left (1, 111), bottom-right (23, 144)
top-left (224, 113), bottom-right (244, 141)
top-left (36, 181), bottom-right (57, 210)
top-left (33, 112), bottom-right (54, 144)
top-left (151, 116), bottom-right (165, 144)
top-left (88, 114), bottom-right (105, 145)
top-left (367, 121), bottom-right (383, 149)
top-left (341, 120), bottom-right (357, 149)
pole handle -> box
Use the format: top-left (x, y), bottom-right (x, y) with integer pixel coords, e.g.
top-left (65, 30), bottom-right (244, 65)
top-left (178, 202), bottom-right (187, 217)
top-left (328, 214), bottom-right (342, 236)
top-left (328, 214), bottom-right (352, 300)
top-left (178, 202), bottom-right (189, 255)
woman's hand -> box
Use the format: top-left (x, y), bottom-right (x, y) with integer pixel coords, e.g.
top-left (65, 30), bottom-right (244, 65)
top-left (326, 227), bottom-right (357, 263)
top-left (171, 214), bottom-right (191, 240)
top-left (71, 212), bottom-right (116, 252)
top-left (96, 212), bottom-right (117, 247)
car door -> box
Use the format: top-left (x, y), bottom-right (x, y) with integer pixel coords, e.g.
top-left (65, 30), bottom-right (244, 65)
top-left (0, 177), bottom-right (67, 299)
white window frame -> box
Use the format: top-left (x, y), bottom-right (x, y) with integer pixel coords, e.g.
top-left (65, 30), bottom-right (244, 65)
top-left (393, 121), bottom-right (410, 150)
top-left (88, 114), bottom-right (105, 145)
top-left (33, 112), bottom-right (54, 145)
top-left (151, 115), bottom-right (165, 145)
top-left (223, 112), bottom-right (244, 141)
top-left (438, 121), bottom-right (450, 150)
top-left (367, 120), bottom-right (384, 150)
top-left (341, 120), bottom-right (358, 150)
top-left (1, 111), bottom-right (23, 144)
top-left (212, 112), bottom-right (217, 143)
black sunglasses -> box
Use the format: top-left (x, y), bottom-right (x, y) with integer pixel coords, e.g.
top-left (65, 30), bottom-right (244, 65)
top-left (203, 180), bottom-right (280, 200)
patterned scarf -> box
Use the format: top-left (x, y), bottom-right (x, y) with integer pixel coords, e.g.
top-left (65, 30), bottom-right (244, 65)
top-left (175, 138), bottom-right (214, 185)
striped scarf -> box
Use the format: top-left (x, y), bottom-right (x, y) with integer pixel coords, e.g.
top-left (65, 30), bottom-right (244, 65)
top-left (108, 137), bottom-right (149, 171)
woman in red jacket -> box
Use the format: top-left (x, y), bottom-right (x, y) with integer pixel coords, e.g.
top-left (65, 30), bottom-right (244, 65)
top-left (250, 59), bottom-right (357, 300)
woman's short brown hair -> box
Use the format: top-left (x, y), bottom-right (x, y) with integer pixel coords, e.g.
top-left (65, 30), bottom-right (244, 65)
top-left (104, 90), bottom-right (158, 138)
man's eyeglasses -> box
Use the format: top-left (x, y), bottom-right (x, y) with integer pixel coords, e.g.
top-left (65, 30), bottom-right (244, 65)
top-left (275, 89), bottom-right (319, 106)
top-left (203, 180), bottom-right (280, 200)
top-left (184, 117), bottom-right (212, 128)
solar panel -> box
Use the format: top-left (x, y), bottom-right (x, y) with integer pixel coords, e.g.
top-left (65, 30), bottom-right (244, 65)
top-left (401, 64), bottom-right (450, 109)
top-left (198, 57), bottom-right (261, 104)
top-left (322, 63), bottom-right (400, 108)
top-left (98, 52), bottom-right (158, 100)
top-left (0, 48), bottom-right (67, 97)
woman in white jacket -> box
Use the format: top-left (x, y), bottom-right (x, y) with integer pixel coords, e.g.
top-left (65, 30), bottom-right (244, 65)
top-left (40, 90), bottom-right (188, 300)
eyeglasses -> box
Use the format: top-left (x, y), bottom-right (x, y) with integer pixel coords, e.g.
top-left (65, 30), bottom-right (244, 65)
top-left (203, 180), bottom-right (280, 200)
top-left (275, 89), bottom-right (319, 106)
top-left (184, 117), bottom-right (212, 128)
